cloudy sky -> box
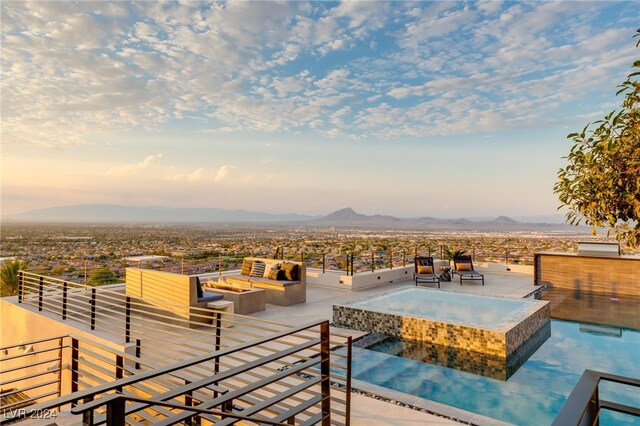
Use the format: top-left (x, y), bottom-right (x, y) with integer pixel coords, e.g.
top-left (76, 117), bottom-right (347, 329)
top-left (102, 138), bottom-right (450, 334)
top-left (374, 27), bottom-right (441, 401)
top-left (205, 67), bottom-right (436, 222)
top-left (1, 1), bottom-right (637, 218)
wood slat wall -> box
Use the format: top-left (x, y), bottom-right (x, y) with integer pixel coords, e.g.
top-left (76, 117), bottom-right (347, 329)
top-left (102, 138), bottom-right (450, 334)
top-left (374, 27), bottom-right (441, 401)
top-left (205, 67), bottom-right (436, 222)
top-left (125, 268), bottom-right (195, 318)
top-left (535, 253), bottom-right (640, 296)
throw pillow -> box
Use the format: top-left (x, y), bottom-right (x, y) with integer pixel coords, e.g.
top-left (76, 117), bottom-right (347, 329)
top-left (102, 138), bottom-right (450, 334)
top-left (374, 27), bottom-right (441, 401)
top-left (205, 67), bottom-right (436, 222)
top-left (281, 262), bottom-right (299, 281)
top-left (263, 262), bottom-right (280, 278)
top-left (268, 268), bottom-right (280, 280)
top-left (250, 261), bottom-right (266, 277)
top-left (241, 259), bottom-right (252, 276)
top-left (417, 265), bottom-right (433, 274)
top-left (457, 263), bottom-right (472, 271)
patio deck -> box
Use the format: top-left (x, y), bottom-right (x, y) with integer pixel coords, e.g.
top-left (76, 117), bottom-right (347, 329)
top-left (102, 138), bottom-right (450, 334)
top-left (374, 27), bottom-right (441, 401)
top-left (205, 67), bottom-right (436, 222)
top-left (249, 269), bottom-right (536, 426)
top-left (3, 269), bottom-right (535, 425)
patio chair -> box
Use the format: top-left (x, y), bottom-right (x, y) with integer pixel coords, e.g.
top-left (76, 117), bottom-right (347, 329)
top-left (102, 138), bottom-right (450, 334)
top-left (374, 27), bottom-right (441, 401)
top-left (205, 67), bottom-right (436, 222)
top-left (414, 256), bottom-right (440, 288)
top-left (453, 255), bottom-right (484, 286)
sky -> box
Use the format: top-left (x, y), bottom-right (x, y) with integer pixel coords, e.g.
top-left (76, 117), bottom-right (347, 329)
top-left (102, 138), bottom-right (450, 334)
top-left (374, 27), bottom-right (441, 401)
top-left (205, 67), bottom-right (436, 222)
top-left (1, 1), bottom-right (638, 218)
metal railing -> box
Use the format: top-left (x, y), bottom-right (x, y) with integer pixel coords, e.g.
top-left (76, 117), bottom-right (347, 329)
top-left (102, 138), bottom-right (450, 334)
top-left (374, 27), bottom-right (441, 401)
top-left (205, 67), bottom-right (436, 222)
top-left (552, 370), bottom-right (640, 426)
top-left (11, 271), bottom-right (352, 425)
top-left (1, 321), bottom-right (337, 425)
top-left (25, 241), bottom-right (550, 286)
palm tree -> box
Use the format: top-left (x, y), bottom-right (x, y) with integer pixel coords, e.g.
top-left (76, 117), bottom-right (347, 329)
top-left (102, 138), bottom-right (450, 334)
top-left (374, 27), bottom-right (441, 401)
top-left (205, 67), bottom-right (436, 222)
top-left (444, 248), bottom-right (466, 261)
top-left (1, 260), bottom-right (27, 297)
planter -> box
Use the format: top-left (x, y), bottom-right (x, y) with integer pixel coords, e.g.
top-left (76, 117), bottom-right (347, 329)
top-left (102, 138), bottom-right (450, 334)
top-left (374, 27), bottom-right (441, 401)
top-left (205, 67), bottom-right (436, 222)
top-left (205, 285), bottom-right (266, 314)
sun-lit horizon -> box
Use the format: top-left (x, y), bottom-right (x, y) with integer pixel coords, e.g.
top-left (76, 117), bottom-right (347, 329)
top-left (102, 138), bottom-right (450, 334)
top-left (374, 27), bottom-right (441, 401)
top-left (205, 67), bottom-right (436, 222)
top-left (1, 1), bottom-right (638, 218)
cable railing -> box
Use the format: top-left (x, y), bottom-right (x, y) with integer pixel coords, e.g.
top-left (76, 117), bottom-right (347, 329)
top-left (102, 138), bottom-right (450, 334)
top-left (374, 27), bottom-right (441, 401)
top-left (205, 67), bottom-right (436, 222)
top-left (552, 370), bottom-right (640, 426)
top-left (34, 242), bottom-right (547, 286)
top-left (11, 271), bottom-right (352, 425)
top-left (1, 321), bottom-right (338, 425)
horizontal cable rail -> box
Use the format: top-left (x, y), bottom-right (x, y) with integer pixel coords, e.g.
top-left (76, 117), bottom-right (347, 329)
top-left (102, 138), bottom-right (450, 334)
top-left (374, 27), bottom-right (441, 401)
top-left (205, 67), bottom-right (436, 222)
top-left (7, 272), bottom-right (351, 425)
top-left (2, 321), bottom-right (335, 425)
top-left (552, 369), bottom-right (640, 426)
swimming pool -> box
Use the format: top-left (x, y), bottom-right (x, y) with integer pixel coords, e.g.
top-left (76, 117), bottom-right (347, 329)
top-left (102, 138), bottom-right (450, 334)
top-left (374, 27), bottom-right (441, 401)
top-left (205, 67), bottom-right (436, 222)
top-left (349, 290), bottom-right (640, 425)
top-left (333, 288), bottom-right (550, 358)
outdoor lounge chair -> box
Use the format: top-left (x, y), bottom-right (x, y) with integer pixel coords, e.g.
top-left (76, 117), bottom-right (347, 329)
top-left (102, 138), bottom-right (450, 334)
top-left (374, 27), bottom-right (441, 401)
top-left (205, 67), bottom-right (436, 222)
top-left (414, 256), bottom-right (440, 288)
top-left (453, 255), bottom-right (484, 286)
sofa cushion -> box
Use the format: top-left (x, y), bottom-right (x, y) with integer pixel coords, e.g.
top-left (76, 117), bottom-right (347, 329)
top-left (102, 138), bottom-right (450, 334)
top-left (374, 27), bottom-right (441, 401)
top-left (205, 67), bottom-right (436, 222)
top-left (417, 265), bottom-right (433, 274)
top-left (457, 263), bottom-right (472, 271)
top-left (263, 262), bottom-right (280, 278)
top-left (281, 262), bottom-right (299, 281)
top-left (198, 292), bottom-right (224, 303)
top-left (250, 261), bottom-right (266, 277)
top-left (266, 269), bottom-right (284, 280)
top-left (241, 259), bottom-right (253, 275)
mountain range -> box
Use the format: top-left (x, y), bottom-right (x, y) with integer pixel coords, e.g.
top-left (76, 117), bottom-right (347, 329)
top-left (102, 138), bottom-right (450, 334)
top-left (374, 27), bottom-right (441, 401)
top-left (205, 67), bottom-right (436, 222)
top-left (3, 204), bottom-right (582, 232)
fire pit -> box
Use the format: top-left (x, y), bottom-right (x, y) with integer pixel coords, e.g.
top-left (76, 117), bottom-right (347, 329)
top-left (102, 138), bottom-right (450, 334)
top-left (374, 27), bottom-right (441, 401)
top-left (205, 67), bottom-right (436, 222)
top-left (205, 279), bottom-right (266, 314)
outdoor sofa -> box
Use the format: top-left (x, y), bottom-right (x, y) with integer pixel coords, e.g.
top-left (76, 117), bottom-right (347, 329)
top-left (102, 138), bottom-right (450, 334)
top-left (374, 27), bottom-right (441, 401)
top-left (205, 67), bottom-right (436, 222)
top-left (221, 257), bottom-right (306, 306)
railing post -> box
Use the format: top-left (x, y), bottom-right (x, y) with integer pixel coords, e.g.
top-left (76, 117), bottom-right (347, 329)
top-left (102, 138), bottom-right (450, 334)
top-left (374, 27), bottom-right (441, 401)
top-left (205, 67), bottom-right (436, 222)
top-left (320, 321), bottom-right (331, 425)
top-left (505, 249), bottom-right (509, 265)
top-left (389, 250), bottom-right (393, 270)
top-left (82, 397), bottom-right (94, 426)
top-left (345, 336), bottom-right (352, 426)
top-left (125, 296), bottom-right (131, 343)
top-left (38, 276), bottom-right (44, 311)
top-left (57, 337), bottom-right (64, 399)
top-left (62, 281), bottom-right (68, 320)
top-left (301, 251), bottom-right (304, 262)
top-left (106, 396), bottom-right (125, 426)
top-left (115, 355), bottom-right (124, 392)
top-left (402, 251), bottom-right (406, 267)
top-left (135, 339), bottom-right (141, 370)
top-left (184, 379), bottom-right (198, 426)
top-left (350, 254), bottom-right (354, 276)
top-left (371, 252), bottom-right (375, 272)
top-left (345, 255), bottom-right (349, 275)
top-left (322, 254), bottom-right (325, 273)
top-left (213, 311), bottom-right (222, 398)
top-left (18, 271), bottom-right (23, 303)
top-left (71, 338), bottom-right (79, 395)
top-left (90, 288), bottom-right (96, 330)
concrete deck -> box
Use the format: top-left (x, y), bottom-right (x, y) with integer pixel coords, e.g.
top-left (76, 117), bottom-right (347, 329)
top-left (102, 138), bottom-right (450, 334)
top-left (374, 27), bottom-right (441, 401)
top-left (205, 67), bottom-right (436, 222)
top-left (4, 269), bottom-right (537, 425)
top-left (248, 270), bottom-right (537, 426)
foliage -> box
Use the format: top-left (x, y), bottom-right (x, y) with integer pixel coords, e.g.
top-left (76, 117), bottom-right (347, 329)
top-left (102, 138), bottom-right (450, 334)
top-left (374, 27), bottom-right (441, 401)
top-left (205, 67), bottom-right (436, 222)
top-left (1, 261), bottom-right (25, 296)
top-left (88, 267), bottom-right (118, 286)
top-left (1, 260), bottom-right (27, 297)
top-left (444, 248), bottom-right (466, 260)
top-left (555, 29), bottom-right (640, 248)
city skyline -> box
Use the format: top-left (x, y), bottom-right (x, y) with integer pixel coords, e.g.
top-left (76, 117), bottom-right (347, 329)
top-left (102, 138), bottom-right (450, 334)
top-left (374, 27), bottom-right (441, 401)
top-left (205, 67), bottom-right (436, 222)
top-left (2, 1), bottom-right (638, 218)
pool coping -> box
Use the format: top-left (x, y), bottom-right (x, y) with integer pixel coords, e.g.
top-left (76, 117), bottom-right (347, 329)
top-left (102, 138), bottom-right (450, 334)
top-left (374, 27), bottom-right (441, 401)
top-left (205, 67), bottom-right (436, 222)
top-left (351, 378), bottom-right (514, 426)
top-left (337, 286), bottom-right (547, 332)
top-left (333, 287), bottom-right (550, 358)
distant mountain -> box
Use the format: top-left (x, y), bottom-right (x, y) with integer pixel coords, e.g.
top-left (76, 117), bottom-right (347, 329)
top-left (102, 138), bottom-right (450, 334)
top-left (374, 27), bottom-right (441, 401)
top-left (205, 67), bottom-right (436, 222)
top-left (4, 204), bottom-right (318, 223)
top-left (4, 204), bottom-right (585, 232)
top-left (313, 207), bottom-right (583, 232)
top-left (317, 207), bottom-right (401, 223)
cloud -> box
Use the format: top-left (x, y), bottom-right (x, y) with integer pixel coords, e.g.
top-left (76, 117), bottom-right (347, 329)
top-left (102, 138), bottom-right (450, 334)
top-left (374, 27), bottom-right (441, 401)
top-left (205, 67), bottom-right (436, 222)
top-left (1, 0), bottom-right (637, 148)
top-left (214, 165), bottom-right (234, 183)
top-left (106, 154), bottom-right (164, 177)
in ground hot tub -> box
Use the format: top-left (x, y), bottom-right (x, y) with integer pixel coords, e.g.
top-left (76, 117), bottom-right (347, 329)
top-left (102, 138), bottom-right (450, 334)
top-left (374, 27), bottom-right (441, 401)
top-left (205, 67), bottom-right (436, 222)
top-left (333, 288), bottom-right (550, 358)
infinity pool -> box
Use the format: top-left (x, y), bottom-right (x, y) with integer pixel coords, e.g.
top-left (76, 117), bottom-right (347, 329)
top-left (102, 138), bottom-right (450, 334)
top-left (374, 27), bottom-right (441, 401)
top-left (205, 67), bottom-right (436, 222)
top-left (347, 287), bottom-right (536, 328)
top-left (334, 288), bottom-right (550, 358)
top-left (349, 290), bottom-right (640, 425)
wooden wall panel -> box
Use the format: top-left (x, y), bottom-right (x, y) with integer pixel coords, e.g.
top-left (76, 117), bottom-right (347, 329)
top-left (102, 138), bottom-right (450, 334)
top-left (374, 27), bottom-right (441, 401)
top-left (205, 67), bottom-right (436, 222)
top-left (535, 253), bottom-right (640, 296)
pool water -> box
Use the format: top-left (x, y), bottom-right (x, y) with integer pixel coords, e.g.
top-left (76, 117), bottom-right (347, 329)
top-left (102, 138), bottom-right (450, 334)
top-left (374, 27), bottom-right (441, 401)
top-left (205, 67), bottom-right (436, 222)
top-left (351, 318), bottom-right (640, 425)
top-left (348, 287), bottom-right (533, 329)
